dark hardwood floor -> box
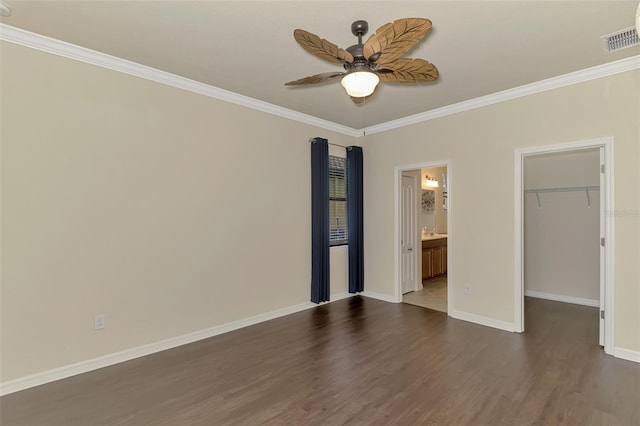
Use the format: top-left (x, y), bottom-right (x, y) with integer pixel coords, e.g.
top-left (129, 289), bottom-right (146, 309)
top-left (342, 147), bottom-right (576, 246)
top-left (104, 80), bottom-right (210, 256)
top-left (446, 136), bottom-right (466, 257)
top-left (2, 297), bottom-right (639, 425)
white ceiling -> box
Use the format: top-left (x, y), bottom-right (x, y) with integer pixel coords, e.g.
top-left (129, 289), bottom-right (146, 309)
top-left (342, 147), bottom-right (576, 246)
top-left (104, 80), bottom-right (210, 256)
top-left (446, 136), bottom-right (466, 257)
top-left (1, 0), bottom-right (639, 129)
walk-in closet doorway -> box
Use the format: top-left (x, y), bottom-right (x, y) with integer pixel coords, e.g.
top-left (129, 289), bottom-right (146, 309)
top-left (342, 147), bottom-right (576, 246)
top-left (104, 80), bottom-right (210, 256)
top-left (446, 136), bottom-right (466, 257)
top-left (514, 137), bottom-right (614, 354)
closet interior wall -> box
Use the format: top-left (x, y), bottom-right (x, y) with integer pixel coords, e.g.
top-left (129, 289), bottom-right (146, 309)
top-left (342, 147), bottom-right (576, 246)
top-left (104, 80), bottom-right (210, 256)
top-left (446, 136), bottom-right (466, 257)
top-left (523, 149), bottom-right (600, 304)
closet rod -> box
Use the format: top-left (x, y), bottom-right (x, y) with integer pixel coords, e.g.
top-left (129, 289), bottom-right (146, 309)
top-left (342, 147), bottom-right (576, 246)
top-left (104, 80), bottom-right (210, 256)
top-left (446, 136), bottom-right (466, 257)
top-left (526, 185), bottom-right (599, 208)
top-left (524, 185), bottom-right (599, 194)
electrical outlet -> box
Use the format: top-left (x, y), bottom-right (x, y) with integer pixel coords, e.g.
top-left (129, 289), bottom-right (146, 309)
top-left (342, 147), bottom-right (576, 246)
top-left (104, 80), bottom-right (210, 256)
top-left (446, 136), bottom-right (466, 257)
top-left (94, 314), bottom-right (105, 330)
top-left (464, 285), bottom-right (472, 295)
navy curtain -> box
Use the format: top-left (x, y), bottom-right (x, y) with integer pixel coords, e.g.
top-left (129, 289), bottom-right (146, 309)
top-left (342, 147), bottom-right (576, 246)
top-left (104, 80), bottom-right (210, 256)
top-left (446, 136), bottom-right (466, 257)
top-left (347, 146), bottom-right (364, 293)
top-left (310, 138), bottom-right (330, 303)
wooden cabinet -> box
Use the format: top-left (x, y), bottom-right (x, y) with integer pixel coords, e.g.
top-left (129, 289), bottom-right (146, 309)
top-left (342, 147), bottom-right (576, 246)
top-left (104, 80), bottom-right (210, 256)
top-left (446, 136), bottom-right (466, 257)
top-left (432, 246), bottom-right (443, 277)
top-left (422, 238), bottom-right (447, 281)
top-left (422, 249), bottom-right (432, 280)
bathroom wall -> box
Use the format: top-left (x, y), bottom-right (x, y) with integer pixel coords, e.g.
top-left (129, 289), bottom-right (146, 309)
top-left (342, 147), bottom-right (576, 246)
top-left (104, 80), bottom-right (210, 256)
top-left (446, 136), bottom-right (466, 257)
top-left (420, 166), bottom-right (448, 234)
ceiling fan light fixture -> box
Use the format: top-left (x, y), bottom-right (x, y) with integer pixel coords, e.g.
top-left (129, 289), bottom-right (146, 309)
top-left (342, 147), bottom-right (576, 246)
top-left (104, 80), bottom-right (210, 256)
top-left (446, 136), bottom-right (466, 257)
top-left (341, 71), bottom-right (380, 98)
top-left (287, 18), bottom-right (437, 103)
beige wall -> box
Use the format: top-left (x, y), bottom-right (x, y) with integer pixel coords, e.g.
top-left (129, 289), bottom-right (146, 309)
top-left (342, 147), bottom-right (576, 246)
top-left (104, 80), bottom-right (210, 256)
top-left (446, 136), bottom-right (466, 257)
top-left (2, 40), bottom-right (638, 386)
top-left (363, 70), bottom-right (639, 352)
top-left (524, 149), bottom-right (600, 301)
top-left (0, 42), bottom-right (352, 382)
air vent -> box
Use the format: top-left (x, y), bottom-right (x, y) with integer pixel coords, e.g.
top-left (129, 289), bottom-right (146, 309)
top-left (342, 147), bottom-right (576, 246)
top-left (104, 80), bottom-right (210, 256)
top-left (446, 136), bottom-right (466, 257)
top-left (601, 27), bottom-right (640, 53)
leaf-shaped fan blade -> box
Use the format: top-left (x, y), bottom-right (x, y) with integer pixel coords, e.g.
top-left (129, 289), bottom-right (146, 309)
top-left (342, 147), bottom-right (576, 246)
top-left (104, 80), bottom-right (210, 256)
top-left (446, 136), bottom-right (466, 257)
top-left (363, 18), bottom-right (432, 64)
top-left (293, 29), bottom-right (354, 64)
top-left (376, 58), bottom-right (439, 83)
top-left (285, 72), bottom-right (345, 86)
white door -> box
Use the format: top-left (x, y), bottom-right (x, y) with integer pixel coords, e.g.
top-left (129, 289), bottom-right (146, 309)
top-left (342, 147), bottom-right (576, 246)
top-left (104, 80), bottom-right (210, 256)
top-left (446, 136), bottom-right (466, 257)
top-left (401, 175), bottom-right (418, 294)
top-left (599, 147), bottom-right (605, 346)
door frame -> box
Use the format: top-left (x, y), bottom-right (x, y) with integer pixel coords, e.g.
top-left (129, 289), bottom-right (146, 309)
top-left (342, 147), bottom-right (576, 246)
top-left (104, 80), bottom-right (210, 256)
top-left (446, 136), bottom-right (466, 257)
top-left (394, 160), bottom-right (452, 312)
top-left (513, 137), bottom-right (614, 355)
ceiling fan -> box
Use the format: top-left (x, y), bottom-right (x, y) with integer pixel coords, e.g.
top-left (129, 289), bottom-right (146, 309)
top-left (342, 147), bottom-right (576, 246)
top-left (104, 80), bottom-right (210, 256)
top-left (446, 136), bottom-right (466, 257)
top-left (285, 18), bottom-right (439, 104)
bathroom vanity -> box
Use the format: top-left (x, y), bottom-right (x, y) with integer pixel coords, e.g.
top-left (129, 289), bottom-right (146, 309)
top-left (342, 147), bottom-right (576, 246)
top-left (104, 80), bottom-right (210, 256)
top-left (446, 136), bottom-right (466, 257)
top-left (422, 235), bottom-right (447, 281)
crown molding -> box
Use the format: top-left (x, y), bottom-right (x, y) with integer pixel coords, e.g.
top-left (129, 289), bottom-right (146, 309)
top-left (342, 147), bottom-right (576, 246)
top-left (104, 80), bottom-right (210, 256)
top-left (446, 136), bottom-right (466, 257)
top-left (1, 24), bottom-right (638, 138)
top-left (364, 55), bottom-right (640, 135)
top-left (0, 24), bottom-right (361, 138)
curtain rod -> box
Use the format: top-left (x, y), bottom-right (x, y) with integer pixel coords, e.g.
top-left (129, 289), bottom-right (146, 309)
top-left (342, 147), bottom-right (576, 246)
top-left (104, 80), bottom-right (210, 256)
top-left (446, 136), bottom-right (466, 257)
top-left (308, 138), bottom-right (356, 150)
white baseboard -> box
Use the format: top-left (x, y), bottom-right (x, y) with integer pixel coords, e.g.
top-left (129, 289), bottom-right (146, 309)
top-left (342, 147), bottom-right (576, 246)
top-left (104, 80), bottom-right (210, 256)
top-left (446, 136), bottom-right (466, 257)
top-left (525, 290), bottom-right (600, 308)
top-left (361, 290), bottom-right (399, 303)
top-left (0, 292), bottom-right (353, 396)
top-left (364, 293), bottom-right (516, 333)
top-left (449, 309), bottom-right (515, 333)
top-left (614, 347), bottom-right (640, 363)
top-left (4, 288), bottom-right (628, 396)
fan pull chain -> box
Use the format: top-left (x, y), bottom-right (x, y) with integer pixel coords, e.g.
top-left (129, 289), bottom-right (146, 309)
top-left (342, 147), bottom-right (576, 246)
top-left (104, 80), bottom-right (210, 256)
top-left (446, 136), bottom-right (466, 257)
top-left (362, 96), bottom-right (367, 136)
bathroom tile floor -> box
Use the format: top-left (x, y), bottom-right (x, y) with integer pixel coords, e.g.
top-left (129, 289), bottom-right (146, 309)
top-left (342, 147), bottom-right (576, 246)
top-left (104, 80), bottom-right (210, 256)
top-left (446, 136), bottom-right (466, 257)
top-left (403, 277), bottom-right (447, 313)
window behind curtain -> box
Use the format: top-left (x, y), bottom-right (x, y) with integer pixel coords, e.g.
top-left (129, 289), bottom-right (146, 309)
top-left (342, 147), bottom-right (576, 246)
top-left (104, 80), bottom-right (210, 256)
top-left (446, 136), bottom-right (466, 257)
top-left (329, 155), bottom-right (348, 245)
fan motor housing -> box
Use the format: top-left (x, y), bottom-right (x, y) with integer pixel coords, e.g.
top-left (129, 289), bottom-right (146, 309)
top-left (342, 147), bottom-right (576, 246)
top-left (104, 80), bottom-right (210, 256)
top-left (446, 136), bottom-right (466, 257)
top-left (346, 20), bottom-right (377, 72)
top-left (346, 44), bottom-right (364, 58)
top-left (344, 51), bottom-right (373, 72)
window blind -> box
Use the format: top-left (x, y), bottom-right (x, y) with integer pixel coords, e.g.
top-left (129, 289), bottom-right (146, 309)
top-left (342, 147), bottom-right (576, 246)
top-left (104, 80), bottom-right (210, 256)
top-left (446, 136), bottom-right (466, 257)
top-left (329, 155), bottom-right (348, 245)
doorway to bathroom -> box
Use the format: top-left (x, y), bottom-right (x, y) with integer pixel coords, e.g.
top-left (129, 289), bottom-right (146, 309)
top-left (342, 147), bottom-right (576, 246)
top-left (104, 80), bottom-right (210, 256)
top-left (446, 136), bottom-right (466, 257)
top-left (395, 161), bottom-right (451, 314)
